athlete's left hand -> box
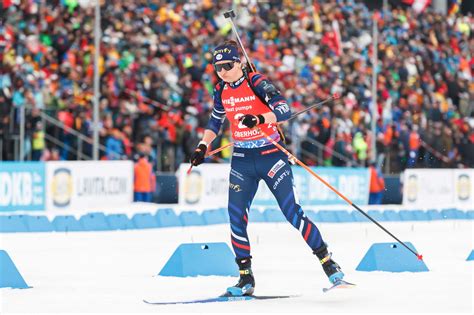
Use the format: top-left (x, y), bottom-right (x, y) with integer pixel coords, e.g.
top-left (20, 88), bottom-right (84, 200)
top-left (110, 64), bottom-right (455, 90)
top-left (240, 114), bottom-right (265, 129)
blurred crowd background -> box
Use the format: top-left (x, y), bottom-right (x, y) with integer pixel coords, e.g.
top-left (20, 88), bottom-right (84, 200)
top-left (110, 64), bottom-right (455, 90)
top-left (1, 0), bottom-right (473, 174)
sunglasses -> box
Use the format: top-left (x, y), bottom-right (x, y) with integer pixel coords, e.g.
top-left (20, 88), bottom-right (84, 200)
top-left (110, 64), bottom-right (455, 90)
top-left (214, 62), bottom-right (235, 72)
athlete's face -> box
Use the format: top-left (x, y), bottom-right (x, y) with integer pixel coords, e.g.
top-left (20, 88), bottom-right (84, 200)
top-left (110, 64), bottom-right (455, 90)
top-left (214, 61), bottom-right (243, 83)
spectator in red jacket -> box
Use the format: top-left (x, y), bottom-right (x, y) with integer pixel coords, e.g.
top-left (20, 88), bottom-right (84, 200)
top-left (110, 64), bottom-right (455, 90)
top-left (133, 155), bottom-right (156, 202)
top-left (369, 163), bottom-right (385, 205)
top-left (1, 0), bottom-right (472, 172)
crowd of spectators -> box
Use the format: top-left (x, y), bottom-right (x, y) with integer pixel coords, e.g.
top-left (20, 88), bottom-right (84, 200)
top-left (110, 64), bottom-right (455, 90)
top-left (1, 0), bottom-right (473, 173)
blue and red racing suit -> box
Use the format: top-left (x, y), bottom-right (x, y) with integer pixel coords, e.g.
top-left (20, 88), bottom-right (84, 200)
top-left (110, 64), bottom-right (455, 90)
top-left (207, 72), bottom-right (325, 259)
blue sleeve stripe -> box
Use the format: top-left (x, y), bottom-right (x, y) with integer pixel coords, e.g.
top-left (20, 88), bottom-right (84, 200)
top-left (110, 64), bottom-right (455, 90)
top-left (207, 86), bottom-right (226, 134)
top-left (250, 74), bottom-right (291, 122)
top-left (250, 73), bottom-right (263, 85)
top-left (269, 96), bottom-right (287, 106)
top-left (206, 117), bottom-right (222, 135)
top-left (211, 112), bottom-right (225, 120)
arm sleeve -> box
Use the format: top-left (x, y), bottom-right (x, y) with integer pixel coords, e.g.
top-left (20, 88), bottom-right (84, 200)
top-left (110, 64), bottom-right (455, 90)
top-left (205, 85), bottom-right (226, 135)
top-left (251, 74), bottom-right (291, 122)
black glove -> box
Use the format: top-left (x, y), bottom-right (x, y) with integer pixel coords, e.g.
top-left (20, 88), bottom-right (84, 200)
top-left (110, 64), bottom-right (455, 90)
top-left (240, 114), bottom-right (265, 129)
top-left (190, 143), bottom-right (207, 166)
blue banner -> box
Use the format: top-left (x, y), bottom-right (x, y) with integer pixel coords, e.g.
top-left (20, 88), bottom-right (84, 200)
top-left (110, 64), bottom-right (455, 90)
top-left (253, 167), bottom-right (370, 206)
top-left (0, 162), bottom-right (46, 211)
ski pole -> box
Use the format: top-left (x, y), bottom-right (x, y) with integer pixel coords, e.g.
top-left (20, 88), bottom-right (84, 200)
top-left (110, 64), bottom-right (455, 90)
top-left (187, 93), bottom-right (340, 173)
top-left (224, 9), bottom-right (255, 72)
top-left (224, 8), bottom-right (293, 144)
top-left (289, 93), bottom-right (339, 120)
top-left (125, 89), bottom-right (172, 112)
top-left (186, 142), bottom-right (234, 175)
top-left (256, 127), bottom-right (424, 261)
top-left (195, 93), bottom-right (340, 163)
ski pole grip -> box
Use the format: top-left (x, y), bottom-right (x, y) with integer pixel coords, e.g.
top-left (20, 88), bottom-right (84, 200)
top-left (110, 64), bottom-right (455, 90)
top-left (223, 10), bottom-right (236, 19)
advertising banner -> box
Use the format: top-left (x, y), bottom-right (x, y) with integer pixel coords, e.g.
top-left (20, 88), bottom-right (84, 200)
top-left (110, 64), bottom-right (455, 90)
top-left (403, 169), bottom-right (474, 207)
top-left (178, 164), bottom-right (370, 209)
top-left (45, 161), bottom-right (133, 211)
top-left (253, 167), bottom-right (370, 207)
top-left (178, 163), bottom-right (230, 209)
top-left (0, 162), bottom-right (46, 211)
top-left (453, 169), bottom-right (473, 207)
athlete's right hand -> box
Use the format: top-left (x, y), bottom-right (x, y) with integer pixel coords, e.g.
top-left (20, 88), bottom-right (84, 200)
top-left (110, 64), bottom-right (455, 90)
top-left (240, 114), bottom-right (265, 129)
top-left (190, 143), bottom-right (207, 166)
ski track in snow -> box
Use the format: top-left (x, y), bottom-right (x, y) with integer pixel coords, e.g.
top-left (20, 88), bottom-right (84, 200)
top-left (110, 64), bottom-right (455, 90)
top-left (1, 220), bottom-right (473, 314)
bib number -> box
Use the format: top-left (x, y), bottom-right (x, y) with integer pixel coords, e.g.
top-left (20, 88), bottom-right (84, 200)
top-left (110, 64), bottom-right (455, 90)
top-left (234, 113), bottom-right (246, 129)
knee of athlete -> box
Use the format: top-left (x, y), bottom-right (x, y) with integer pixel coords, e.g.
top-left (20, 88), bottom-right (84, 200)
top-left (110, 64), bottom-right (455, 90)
top-left (281, 209), bottom-right (295, 221)
top-left (229, 216), bottom-right (247, 228)
top-left (282, 205), bottom-right (305, 222)
top-left (296, 206), bottom-right (308, 221)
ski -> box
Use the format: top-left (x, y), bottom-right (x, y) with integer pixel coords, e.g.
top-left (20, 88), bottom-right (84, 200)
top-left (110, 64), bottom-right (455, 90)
top-left (143, 293), bottom-right (297, 305)
top-left (322, 279), bottom-right (356, 293)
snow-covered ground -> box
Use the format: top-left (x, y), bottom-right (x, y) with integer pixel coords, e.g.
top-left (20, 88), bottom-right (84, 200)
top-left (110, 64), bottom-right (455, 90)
top-left (1, 220), bottom-right (473, 314)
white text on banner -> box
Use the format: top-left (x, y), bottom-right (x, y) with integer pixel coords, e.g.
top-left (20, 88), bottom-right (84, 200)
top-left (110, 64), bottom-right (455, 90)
top-left (46, 161), bottom-right (133, 211)
top-left (403, 169), bottom-right (474, 207)
top-left (178, 164), bottom-right (370, 209)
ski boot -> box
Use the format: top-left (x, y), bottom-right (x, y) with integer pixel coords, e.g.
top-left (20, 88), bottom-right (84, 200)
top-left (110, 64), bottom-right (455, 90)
top-left (226, 257), bottom-right (255, 296)
top-left (313, 244), bottom-right (344, 284)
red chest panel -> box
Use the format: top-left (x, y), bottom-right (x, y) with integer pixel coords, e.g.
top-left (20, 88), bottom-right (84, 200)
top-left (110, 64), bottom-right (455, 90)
top-left (221, 80), bottom-right (278, 141)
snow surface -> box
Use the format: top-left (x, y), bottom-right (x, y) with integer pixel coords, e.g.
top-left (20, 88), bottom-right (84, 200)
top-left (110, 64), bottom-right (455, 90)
top-left (1, 220), bottom-right (473, 314)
